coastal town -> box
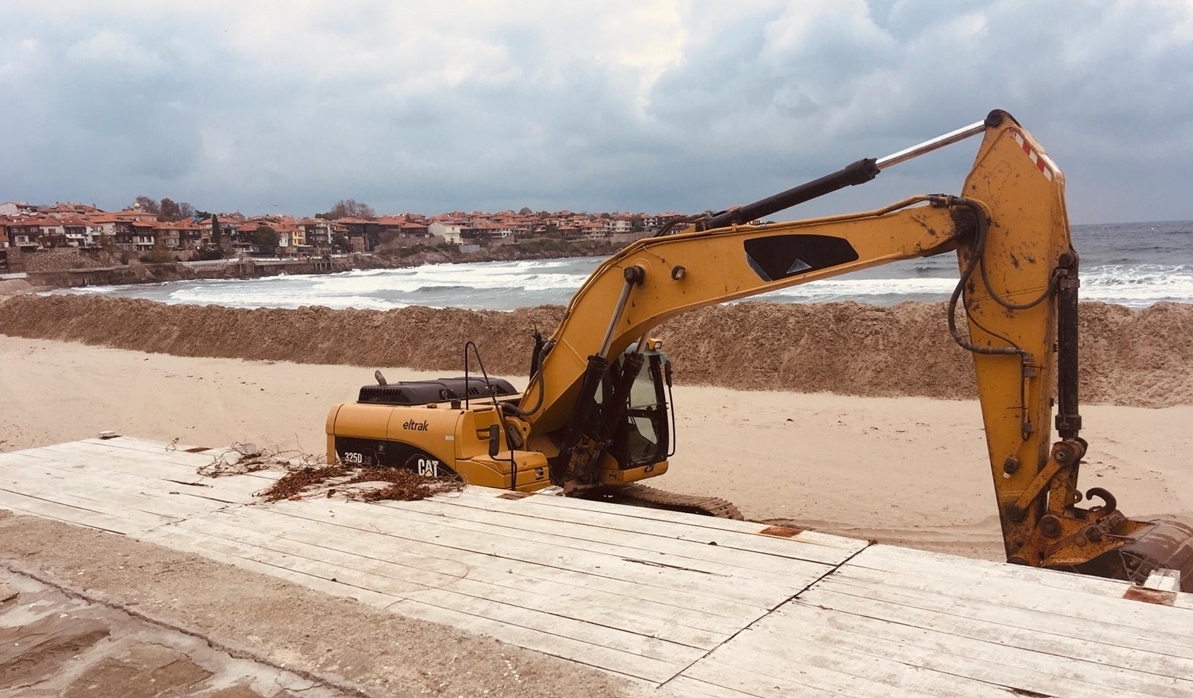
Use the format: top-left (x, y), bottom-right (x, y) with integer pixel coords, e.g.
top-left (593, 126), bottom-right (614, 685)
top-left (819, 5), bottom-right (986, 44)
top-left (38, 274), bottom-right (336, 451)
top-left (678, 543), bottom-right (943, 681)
top-left (0, 198), bottom-right (687, 275)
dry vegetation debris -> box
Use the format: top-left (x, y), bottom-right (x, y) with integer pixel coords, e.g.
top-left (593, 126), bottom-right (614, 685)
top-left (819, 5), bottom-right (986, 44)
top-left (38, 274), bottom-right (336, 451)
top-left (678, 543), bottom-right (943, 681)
top-left (261, 465), bottom-right (462, 503)
top-left (195, 444), bottom-right (461, 504)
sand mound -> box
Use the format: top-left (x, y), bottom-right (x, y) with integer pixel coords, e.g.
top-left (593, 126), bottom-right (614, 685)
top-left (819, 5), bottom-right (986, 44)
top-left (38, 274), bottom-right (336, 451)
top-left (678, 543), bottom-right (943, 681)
top-left (0, 279), bottom-right (33, 299)
top-left (1, 295), bottom-right (1191, 407)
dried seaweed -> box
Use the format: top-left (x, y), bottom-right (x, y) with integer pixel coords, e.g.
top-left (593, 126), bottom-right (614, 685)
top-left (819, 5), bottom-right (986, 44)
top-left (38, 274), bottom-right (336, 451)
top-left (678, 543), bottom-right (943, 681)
top-left (196, 445), bottom-right (462, 503)
top-left (259, 464), bottom-right (349, 502)
top-left (197, 442), bottom-right (318, 478)
top-left (342, 468), bottom-right (462, 502)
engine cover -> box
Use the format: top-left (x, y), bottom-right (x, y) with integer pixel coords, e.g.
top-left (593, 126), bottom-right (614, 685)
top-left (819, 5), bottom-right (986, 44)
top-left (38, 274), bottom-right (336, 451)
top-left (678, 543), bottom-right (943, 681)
top-left (358, 377), bottom-right (518, 406)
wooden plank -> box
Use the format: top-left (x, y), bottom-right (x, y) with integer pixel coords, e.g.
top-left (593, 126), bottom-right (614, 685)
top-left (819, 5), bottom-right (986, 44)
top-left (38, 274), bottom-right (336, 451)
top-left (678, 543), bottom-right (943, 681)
top-left (155, 513), bottom-right (698, 685)
top-left (164, 511), bottom-right (722, 652)
top-left (681, 656), bottom-right (932, 698)
top-left (79, 436), bottom-right (188, 452)
top-left (391, 598), bottom-right (680, 684)
top-left (379, 494), bottom-right (837, 585)
top-left (0, 488), bottom-right (134, 534)
top-left (837, 549), bottom-right (1193, 634)
top-left (399, 588), bottom-right (704, 665)
top-left (739, 601), bottom-right (1184, 698)
top-left (146, 526), bottom-right (406, 609)
top-left (214, 505), bottom-right (741, 640)
top-left (811, 570), bottom-right (1193, 660)
top-left (801, 582), bottom-right (1193, 681)
top-left (263, 498), bottom-right (797, 612)
top-left (0, 459), bottom-right (222, 512)
top-left (461, 486), bottom-right (864, 550)
top-left (77, 436), bottom-right (224, 459)
top-left (88, 435), bottom-right (240, 459)
top-left (2, 449), bottom-right (270, 505)
top-left (224, 504), bottom-right (761, 632)
top-left (657, 676), bottom-right (759, 698)
top-left (346, 496), bottom-right (827, 595)
top-left (407, 487), bottom-right (863, 566)
top-left (36, 439), bottom-right (221, 469)
top-left (854, 544), bottom-right (1193, 613)
top-left (0, 478), bottom-right (177, 534)
top-left (25, 440), bottom-right (282, 493)
top-left (3, 442), bottom-right (266, 493)
top-left (145, 525), bottom-right (406, 609)
top-left (30, 440), bottom-right (282, 485)
top-left (266, 499), bottom-right (780, 616)
top-left (700, 626), bottom-right (1040, 698)
top-left (854, 544), bottom-right (1192, 606)
top-left (0, 461), bottom-right (231, 523)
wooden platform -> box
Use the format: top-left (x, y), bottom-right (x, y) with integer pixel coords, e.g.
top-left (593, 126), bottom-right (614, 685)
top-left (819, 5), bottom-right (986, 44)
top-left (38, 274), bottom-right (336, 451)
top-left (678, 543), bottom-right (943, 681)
top-left (1, 437), bottom-right (1191, 696)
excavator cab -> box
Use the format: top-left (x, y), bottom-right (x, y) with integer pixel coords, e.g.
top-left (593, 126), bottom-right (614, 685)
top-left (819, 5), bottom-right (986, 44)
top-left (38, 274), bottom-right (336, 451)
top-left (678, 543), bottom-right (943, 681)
top-left (547, 340), bottom-right (674, 488)
top-left (607, 342), bottom-right (672, 469)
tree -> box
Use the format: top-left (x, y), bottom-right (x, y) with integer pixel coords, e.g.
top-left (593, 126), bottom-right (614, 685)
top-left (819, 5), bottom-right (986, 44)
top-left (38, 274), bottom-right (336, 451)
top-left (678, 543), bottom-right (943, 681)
top-left (323, 199), bottom-right (376, 220)
top-left (331, 233), bottom-right (351, 252)
top-left (154, 198), bottom-right (197, 222)
top-left (210, 215), bottom-right (223, 252)
top-left (518, 206), bottom-right (533, 215)
top-left (158, 198), bottom-right (181, 222)
top-left (133, 195), bottom-right (159, 214)
top-left (251, 224), bottom-right (280, 254)
top-left (631, 214), bottom-right (644, 232)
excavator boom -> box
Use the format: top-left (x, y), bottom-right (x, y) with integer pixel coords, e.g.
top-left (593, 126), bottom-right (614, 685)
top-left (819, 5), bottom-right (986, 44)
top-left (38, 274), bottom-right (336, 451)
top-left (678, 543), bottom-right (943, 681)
top-left (328, 110), bottom-right (1193, 591)
top-left (512, 109), bottom-right (1193, 589)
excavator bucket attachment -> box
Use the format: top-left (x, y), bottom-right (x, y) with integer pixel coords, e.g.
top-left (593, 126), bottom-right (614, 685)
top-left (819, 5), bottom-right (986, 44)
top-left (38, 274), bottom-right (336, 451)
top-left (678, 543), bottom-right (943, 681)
top-left (1068, 520), bottom-right (1193, 592)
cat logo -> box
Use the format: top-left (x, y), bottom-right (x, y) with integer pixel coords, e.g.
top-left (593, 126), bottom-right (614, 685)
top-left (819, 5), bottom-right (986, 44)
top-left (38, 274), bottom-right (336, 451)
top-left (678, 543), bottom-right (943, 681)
top-left (416, 458), bottom-right (440, 477)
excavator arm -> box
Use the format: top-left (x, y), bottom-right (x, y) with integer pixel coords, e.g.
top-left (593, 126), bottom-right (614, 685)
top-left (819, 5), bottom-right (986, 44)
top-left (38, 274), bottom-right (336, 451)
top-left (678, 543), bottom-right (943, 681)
top-left (513, 109), bottom-right (1193, 588)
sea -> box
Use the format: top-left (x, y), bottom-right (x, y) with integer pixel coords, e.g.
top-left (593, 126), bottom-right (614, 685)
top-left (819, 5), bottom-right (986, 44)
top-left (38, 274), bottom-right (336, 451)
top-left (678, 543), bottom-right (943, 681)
top-left (60, 221), bottom-right (1193, 311)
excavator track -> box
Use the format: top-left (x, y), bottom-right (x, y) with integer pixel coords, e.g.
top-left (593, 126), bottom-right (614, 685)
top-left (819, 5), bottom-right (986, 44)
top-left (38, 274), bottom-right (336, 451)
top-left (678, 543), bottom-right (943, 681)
top-left (583, 484), bottom-right (744, 519)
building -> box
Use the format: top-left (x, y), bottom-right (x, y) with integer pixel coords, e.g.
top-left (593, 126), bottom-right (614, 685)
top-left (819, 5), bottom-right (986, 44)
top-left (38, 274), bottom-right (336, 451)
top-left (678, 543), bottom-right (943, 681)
top-left (0, 202), bottom-right (38, 217)
top-left (428, 221), bottom-right (465, 244)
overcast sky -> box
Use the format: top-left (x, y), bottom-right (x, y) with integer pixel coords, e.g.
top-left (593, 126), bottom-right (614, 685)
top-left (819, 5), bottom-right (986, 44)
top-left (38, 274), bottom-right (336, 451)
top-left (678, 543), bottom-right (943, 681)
top-left (2, 1), bottom-right (1191, 223)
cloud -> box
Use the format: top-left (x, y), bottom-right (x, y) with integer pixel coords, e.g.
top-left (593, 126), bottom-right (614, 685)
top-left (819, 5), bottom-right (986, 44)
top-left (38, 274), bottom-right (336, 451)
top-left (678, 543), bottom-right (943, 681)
top-left (65, 29), bottom-right (166, 75)
top-left (1, 0), bottom-right (1191, 222)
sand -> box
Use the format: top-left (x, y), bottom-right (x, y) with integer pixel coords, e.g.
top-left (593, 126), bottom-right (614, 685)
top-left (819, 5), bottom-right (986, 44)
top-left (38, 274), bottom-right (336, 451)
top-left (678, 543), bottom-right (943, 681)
top-left (2, 335), bottom-right (1190, 562)
top-left (2, 295), bottom-right (1192, 406)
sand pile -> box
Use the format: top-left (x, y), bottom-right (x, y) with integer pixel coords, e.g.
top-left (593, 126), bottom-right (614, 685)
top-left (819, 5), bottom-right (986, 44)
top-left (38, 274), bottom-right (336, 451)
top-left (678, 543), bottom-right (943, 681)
top-left (658, 301), bottom-right (1193, 407)
top-left (1, 295), bottom-right (1191, 407)
top-left (0, 279), bottom-right (33, 300)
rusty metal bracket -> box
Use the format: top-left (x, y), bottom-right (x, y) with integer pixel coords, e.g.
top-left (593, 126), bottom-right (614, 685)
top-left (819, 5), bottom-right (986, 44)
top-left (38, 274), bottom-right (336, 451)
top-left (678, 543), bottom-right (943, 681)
top-left (1043, 510), bottom-right (1127, 563)
top-left (1010, 440), bottom-right (1085, 517)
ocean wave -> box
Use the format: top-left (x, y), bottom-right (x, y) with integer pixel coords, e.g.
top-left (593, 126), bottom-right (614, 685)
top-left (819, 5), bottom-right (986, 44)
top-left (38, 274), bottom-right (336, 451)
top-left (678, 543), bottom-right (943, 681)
top-left (166, 286), bottom-right (407, 311)
top-left (411, 284), bottom-right (474, 293)
top-left (59, 285), bottom-right (119, 295)
top-left (1080, 264), bottom-right (1193, 307)
top-left (763, 277), bottom-right (959, 302)
top-left (310, 261), bottom-right (589, 295)
top-left (55, 256), bottom-right (1193, 311)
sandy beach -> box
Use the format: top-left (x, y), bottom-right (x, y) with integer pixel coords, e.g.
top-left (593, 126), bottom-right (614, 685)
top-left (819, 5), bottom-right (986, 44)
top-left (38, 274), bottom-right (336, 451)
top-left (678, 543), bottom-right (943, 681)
top-left (4, 334), bottom-right (1190, 562)
top-left (2, 298), bottom-right (1192, 695)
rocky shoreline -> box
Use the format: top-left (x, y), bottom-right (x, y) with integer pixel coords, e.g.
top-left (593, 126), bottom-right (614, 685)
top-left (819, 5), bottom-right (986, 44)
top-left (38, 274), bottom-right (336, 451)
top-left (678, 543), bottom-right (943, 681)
top-left (3, 240), bottom-right (624, 291)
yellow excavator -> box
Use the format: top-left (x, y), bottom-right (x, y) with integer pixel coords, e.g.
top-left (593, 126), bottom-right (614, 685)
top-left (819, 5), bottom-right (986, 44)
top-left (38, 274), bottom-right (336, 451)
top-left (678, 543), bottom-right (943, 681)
top-left (327, 109), bottom-right (1193, 591)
